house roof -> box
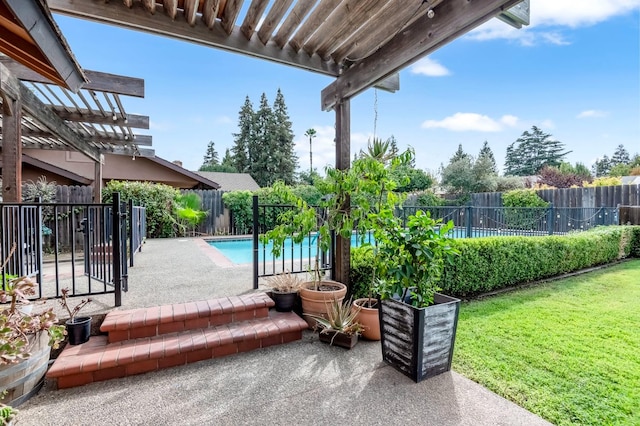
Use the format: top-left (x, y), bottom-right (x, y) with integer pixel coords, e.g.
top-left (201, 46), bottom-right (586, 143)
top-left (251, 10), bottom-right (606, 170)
top-left (148, 157), bottom-right (221, 189)
top-left (195, 171), bottom-right (259, 192)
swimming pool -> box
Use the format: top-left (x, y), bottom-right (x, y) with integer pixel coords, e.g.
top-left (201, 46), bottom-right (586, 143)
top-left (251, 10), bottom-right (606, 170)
top-left (207, 233), bottom-right (373, 265)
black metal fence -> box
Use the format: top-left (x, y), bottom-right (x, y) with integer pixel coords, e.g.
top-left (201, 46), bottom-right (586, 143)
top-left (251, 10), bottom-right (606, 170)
top-left (251, 200), bottom-right (620, 286)
top-left (0, 193), bottom-right (146, 306)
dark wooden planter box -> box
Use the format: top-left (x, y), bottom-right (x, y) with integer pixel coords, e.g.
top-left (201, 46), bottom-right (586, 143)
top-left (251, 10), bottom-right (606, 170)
top-left (319, 330), bottom-right (358, 349)
top-left (379, 293), bottom-right (460, 382)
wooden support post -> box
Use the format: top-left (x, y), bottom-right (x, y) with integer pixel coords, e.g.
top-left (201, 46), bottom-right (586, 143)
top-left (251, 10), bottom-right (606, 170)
top-left (333, 98), bottom-right (350, 287)
top-left (2, 97), bottom-right (22, 202)
top-left (93, 154), bottom-right (104, 203)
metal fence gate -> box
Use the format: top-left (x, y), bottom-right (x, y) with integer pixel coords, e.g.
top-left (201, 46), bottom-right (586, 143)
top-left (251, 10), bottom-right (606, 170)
top-left (0, 193), bottom-right (145, 306)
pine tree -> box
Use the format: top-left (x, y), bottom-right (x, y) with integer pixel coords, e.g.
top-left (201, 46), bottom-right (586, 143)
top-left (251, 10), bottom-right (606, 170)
top-left (477, 141), bottom-right (497, 174)
top-left (231, 96), bottom-right (254, 174)
top-left (451, 144), bottom-right (470, 162)
top-left (221, 148), bottom-right (234, 168)
top-left (611, 144), bottom-right (630, 165)
top-left (201, 141), bottom-right (219, 168)
top-left (592, 155), bottom-right (612, 177)
top-left (272, 89), bottom-right (297, 185)
top-left (251, 93), bottom-right (278, 187)
top-left (503, 126), bottom-right (570, 176)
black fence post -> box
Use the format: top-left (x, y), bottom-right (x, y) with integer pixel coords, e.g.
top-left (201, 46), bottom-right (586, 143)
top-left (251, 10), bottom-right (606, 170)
top-left (129, 199), bottom-right (135, 267)
top-left (547, 202), bottom-right (555, 235)
top-left (252, 195), bottom-right (259, 290)
top-left (466, 205), bottom-right (473, 238)
top-left (36, 197), bottom-right (44, 298)
top-left (112, 193), bottom-right (122, 307)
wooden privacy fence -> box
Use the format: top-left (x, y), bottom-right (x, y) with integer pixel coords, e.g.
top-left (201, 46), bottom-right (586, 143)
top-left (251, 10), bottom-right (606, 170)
top-left (181, 189), bottom-right (232, 235)
top-left (619, 206), bottom-right (640, 225)
top-left (471, 184), bottom-right (640, 209)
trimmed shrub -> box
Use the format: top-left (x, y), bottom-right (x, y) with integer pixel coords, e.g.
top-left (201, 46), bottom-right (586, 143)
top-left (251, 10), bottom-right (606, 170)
top-left (349, 246), bottom-right (376, 299)
top-left (103, 181), bottom-right (179, 238)
top-left (439, 225), bottom-right (640, 297)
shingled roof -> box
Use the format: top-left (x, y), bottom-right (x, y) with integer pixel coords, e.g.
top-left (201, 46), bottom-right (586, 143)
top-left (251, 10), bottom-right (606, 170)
top-left (195, 171), bottom-right (260, 192)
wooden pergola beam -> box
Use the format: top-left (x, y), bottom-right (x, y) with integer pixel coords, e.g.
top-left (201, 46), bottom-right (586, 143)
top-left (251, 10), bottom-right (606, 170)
top-left (3, 0), bottom-right (86, 91)
top-left (0, 57), bottom-right (145, 97)
top-left (48, 0), bottom-right (340, 77)
top-left (321, 0), bottom-right (521, 111)
top-left (51, 107), bottom-right (150, 129)
top-left (15, 130), bottom-right (152, 146)
top-left (1, 63), bottom-right (101, 162)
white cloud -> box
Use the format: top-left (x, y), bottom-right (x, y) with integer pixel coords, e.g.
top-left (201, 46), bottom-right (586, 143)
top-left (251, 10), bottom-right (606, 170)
top-left (469, 0), bottom-right (640, 45)
top-left (410, 58), bottom-right (450, 77)
top-left (421, 112), bottom-right (519, 132)
top-left (577, 110), bottom-right (609, 119)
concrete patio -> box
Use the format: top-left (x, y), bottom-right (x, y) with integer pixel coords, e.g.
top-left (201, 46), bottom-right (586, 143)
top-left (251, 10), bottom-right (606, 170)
top-left (18, 238), bottom-right (551, 425)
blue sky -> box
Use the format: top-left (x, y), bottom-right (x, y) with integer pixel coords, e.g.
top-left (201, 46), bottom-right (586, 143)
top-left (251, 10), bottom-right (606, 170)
top-left (53, 1), bottom-right (640, 177)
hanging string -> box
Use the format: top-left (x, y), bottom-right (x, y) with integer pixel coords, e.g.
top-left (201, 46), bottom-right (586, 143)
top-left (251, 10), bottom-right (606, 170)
top-left (373, 88), bottom-right (378, 141)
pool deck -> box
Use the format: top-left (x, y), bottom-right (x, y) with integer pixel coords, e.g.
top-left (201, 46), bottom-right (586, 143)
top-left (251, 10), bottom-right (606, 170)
top-left (18, 238), bottom-right (551, 426)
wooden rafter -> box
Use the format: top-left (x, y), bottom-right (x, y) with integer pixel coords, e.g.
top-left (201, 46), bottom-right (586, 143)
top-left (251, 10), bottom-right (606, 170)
top-left (240, 0), bottom-right (270, 40)
top-left (272, 0), bottom-right (316, 49)
top-left (49, 0), bottom-right (340, 76)
top-left (51, 107), bottom-right (150, 129)
top-left (288, 0), bottom-right (340, 53)
top-left (321, 0), bottom-right (522, 110)
top-left (257, 0), bottom-right (294, 45)
top-left (14, 130), bottom-right (153, 146)
top-left (0, 57), bottom-right (145, 97)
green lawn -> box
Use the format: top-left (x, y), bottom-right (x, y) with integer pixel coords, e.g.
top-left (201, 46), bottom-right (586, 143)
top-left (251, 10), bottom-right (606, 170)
top-left (453, 260), bottom-right (640, 426)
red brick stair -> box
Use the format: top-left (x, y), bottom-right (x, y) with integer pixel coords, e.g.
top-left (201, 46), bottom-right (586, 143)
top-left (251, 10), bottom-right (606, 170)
top-left (47, 293), bottom-right (307, 389)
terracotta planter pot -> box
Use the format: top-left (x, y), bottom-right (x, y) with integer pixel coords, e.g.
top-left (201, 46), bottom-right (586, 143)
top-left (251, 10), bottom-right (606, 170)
top-left (353, 298), bottom-right (380, 341)
top-left (299, 280), bottom-right (347, 328)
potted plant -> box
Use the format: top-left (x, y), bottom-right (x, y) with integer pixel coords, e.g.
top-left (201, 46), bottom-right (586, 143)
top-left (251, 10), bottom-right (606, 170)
top-left (59, 288), bottom-right (92, 346)
top-left (0, 244), bottom-right (65, 408)
top-left (305, 298), bottom-right (363, 349)
top-left (263, 152), bottom-right (408, 326)
top-left (375, 210), bottom-right (460, 382)
top-left (0, 404), bottom-right (18, 425)
top-left (265, 271), bottom-right (302, 312)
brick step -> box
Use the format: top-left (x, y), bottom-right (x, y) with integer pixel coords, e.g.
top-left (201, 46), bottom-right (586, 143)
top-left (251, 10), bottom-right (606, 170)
top-left (47, 311), bottom-right (307, 389)
top-left (100, 293), bottom-right (274, 343)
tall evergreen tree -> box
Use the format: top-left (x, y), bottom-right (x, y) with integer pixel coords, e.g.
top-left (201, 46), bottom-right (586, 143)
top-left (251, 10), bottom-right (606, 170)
top-left (201, 141), bottom-right (219, 168)
top-left (451, 144), bottom-right (470, 162)
top-left (251, 93), bottom-right (278, 187)
top-left (504, 126), bottom-right (570, 176)
top-left (592, 155), bottom-right (611, 177)
top-left (221, 148), bottom-right (234, 168)
top-left (231, 96), bottom-right (254, 174)
top-left (611, 144), bottom-right (630, 165)
top-left (477, 141), bottom-right (497, 174)
top-left (272, 88), bottom-right (297, 184)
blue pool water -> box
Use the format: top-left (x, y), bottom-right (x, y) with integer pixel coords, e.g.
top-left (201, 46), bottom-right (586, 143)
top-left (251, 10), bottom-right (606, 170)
top-left (208, 233), bottom-right (373, 265)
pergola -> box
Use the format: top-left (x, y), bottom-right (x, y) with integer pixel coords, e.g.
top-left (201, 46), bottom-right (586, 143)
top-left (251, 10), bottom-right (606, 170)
top-left (5, 0), bottom-right (528, 283)
top-left (0, 0), bottom-right (152, 203)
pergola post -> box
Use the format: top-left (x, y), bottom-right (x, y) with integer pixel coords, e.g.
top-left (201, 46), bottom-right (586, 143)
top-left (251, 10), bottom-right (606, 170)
top-left (333, 98), bottom-right (350, 286)
top-left (1, 96), bottom-right (22, 202)
top-left (93, 154), bottom-right (104, 202)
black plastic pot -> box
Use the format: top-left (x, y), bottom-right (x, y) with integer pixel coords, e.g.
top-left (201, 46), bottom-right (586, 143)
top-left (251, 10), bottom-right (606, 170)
top-left (271, 291), bottom-right (298, 312)
top-left (65, 317), bottom-right (92, 346)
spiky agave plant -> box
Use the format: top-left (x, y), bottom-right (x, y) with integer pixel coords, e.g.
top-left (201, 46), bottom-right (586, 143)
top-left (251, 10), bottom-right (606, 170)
top-left (305, 298), bottom-right (364, 344)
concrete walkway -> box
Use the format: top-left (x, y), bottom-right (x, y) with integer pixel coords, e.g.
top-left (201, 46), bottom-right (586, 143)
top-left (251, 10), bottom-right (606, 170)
top-left (18, 238), bottom-right (551, 426)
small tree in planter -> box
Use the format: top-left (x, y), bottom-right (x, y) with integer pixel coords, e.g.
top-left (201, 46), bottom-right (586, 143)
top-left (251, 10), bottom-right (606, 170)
top-left (374, 210), bottom-right (460, 382)
top-left (262, 153), bottom-right (407, 325)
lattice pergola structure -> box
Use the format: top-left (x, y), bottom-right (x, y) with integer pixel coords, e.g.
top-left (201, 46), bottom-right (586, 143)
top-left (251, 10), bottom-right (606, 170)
top-left (3, 0), bottom-right (528, 283)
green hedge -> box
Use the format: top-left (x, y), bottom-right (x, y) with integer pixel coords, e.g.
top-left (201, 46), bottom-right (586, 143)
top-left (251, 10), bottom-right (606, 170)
top-left (349, 226), bottom-right (640, 299)
top-left (439, 226), bottom-right (640, 297)
top-left (349, 246), bottom-right (376, 299)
